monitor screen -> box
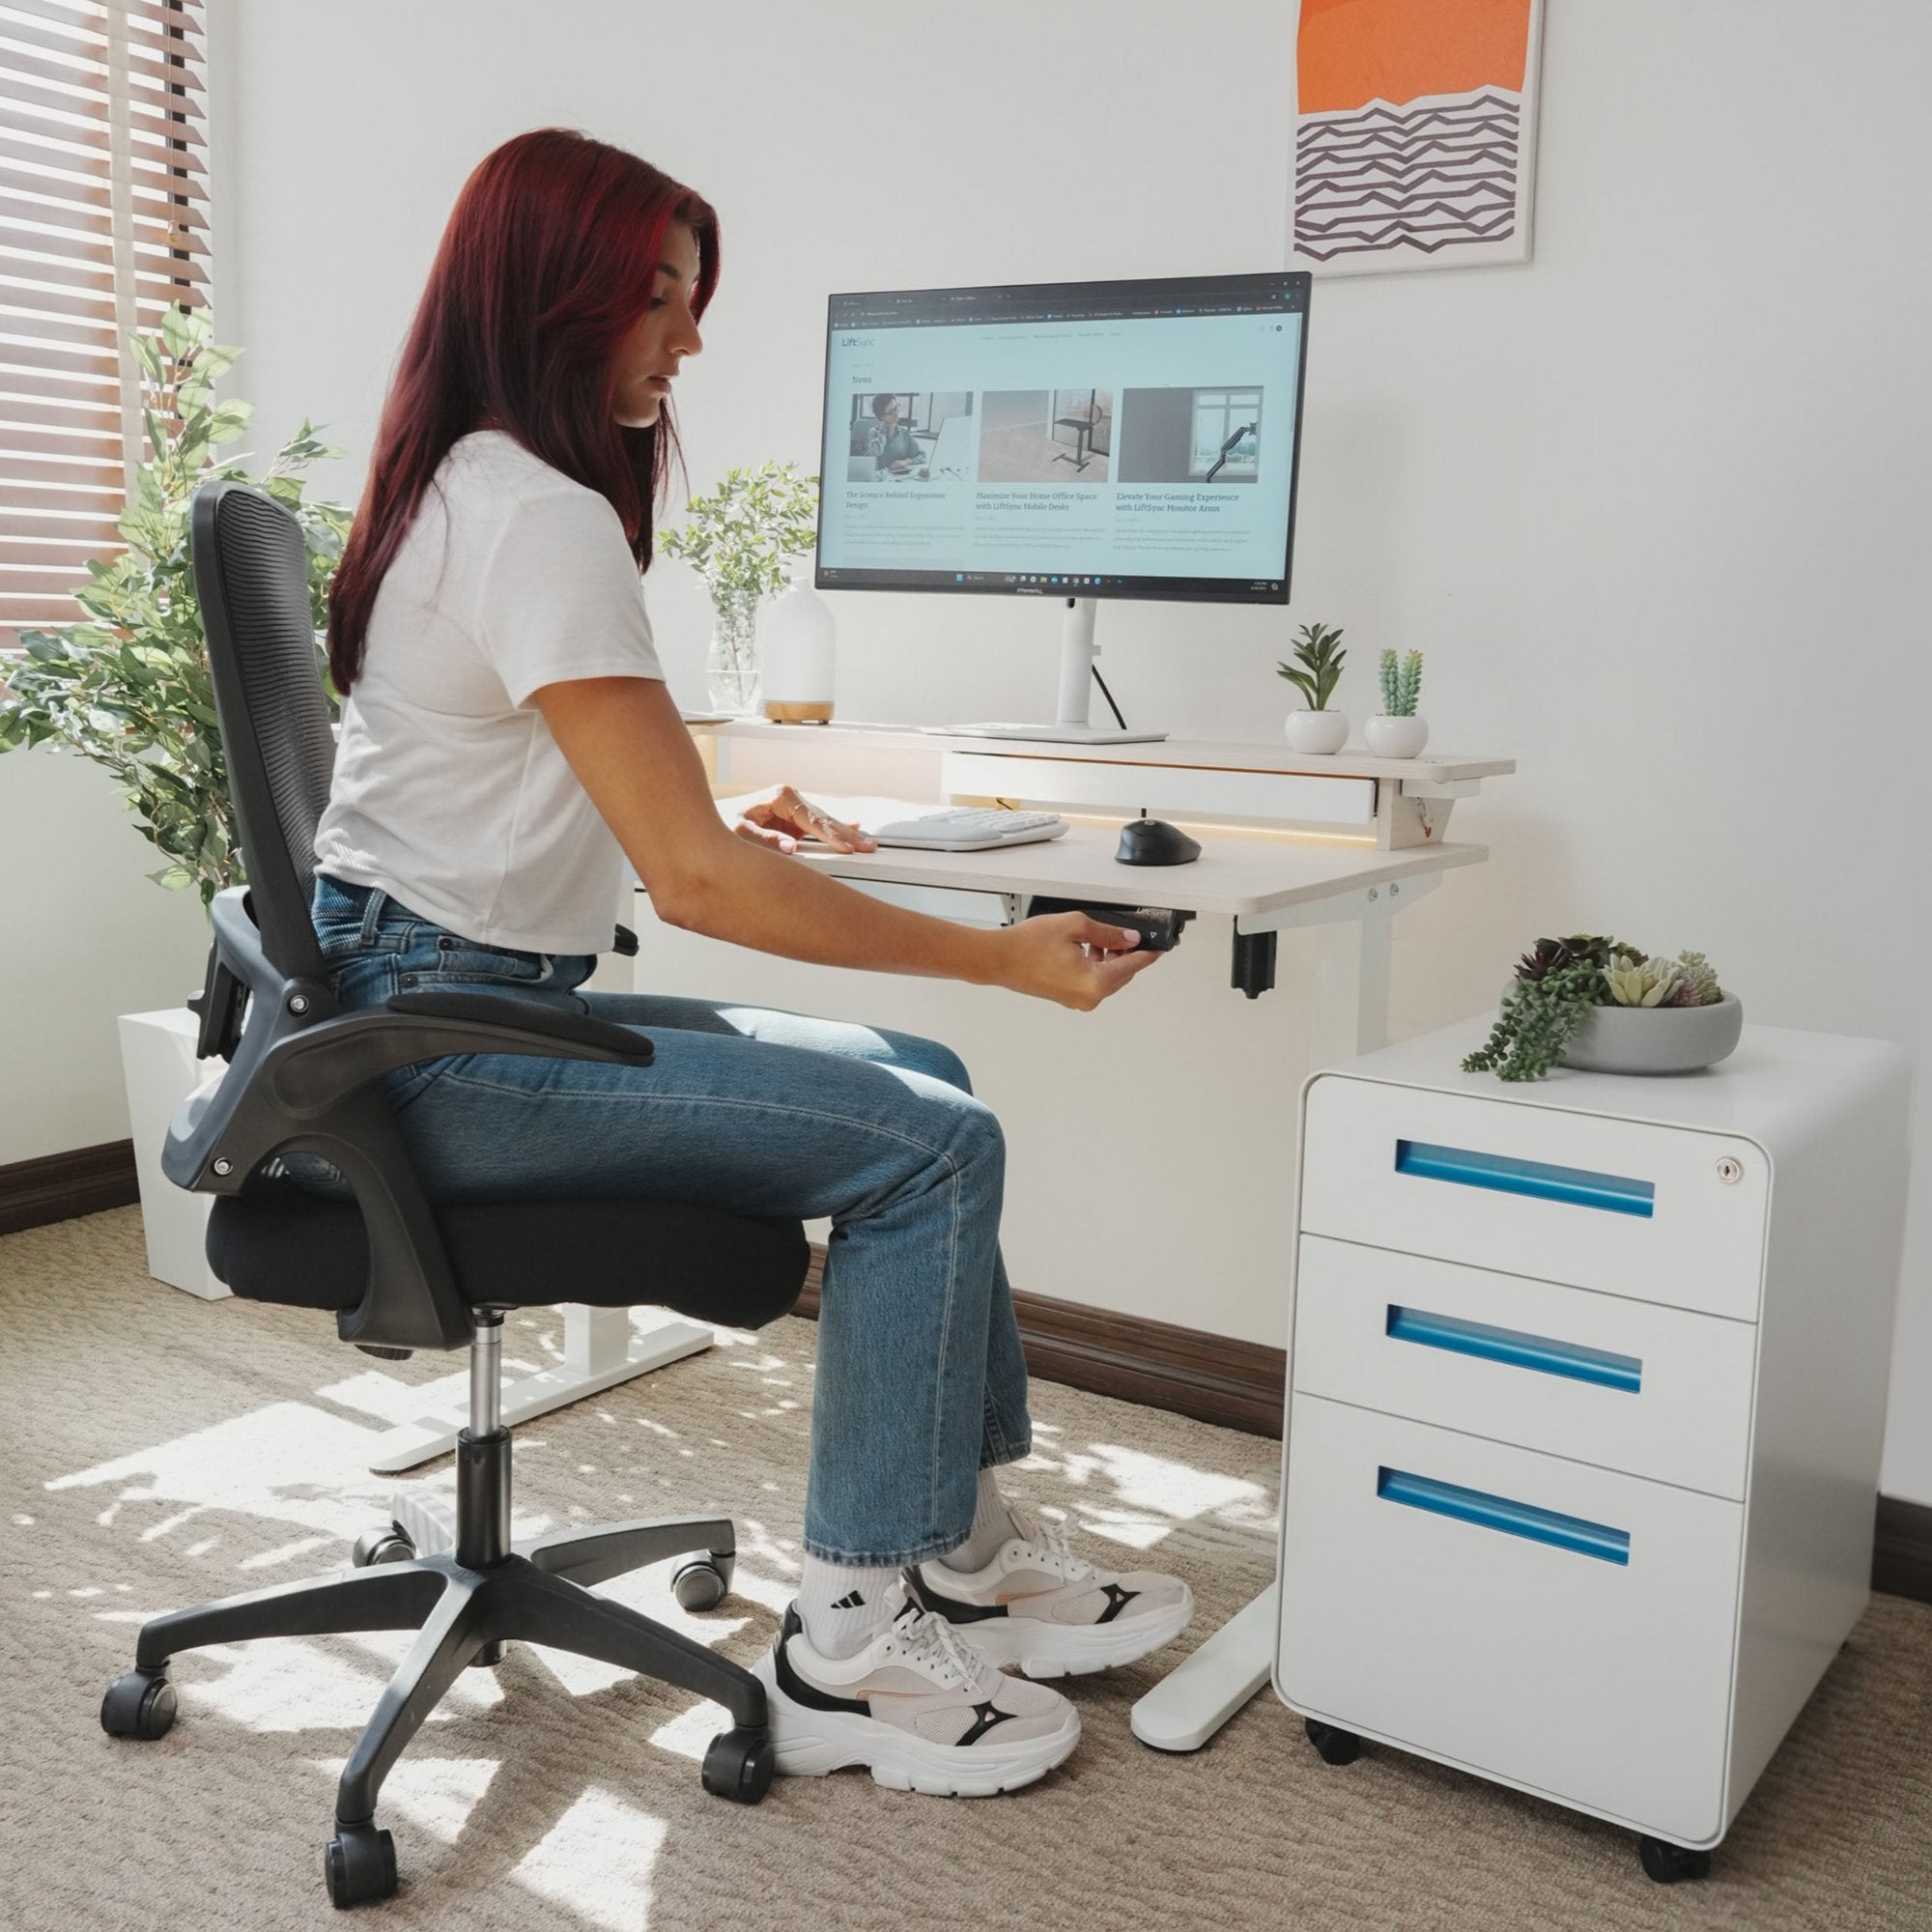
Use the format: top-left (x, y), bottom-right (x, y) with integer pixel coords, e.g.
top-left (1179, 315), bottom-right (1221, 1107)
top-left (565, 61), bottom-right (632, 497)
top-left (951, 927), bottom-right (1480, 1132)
top-left (815, 270), bottom-right (1310, 605)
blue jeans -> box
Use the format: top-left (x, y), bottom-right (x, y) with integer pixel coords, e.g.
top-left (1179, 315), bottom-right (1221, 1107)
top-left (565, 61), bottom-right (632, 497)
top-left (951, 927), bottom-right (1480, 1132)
top-left (306, 873), bottom-right (1032, 1565)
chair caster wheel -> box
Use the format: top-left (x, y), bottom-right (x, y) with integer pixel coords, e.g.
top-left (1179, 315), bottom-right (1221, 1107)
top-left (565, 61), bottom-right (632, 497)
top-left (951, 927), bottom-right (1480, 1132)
top-left (1637, 1835), bottom-right (1712, 1884)
top-left (100, 1667), bottom-right (176, 1740)
top-left (352, 1525), bottom-right (414, 1569)
top-left (324, 1822), bottom-right (398, 1907)
top-left (672, 1554), bottom-right (733, 1612)
top-left (701, 1725), bottom-right (774, 1804)
top-left (1304, 1719), bottom-right (1360, 1766)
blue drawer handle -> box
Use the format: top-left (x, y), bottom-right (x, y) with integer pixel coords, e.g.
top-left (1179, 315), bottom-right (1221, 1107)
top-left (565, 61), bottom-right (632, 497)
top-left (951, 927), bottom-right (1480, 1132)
top-left (1394, 1139), bottom-right (1656, 1218)
top-left (1386, 1304), bottom-right (1642, 1393)
top-left (1377, 1466), bottom-right (1631, 1565)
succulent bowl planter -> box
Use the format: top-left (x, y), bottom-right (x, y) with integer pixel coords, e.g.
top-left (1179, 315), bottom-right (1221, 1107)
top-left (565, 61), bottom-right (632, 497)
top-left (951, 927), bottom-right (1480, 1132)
top-left (1465, 936), bottom-right (1739, 1082)
top-left (1556, 991), bottom-right (1744, 1075)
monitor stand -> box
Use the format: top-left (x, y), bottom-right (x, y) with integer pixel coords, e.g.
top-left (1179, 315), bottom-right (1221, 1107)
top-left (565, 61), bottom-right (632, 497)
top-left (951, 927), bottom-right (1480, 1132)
top-left (950, 598), bottom-right (1167, 745)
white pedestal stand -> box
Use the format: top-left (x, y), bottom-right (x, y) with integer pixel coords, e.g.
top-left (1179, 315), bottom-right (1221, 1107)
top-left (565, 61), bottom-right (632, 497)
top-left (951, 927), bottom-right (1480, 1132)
top-left (118, 1008), bottom-right (225, 1299)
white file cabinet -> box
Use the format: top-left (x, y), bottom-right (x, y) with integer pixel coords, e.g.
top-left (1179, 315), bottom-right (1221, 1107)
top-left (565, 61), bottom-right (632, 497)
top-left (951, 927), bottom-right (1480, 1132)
top-left (1275, 1016), bottom-right (1911, 1884)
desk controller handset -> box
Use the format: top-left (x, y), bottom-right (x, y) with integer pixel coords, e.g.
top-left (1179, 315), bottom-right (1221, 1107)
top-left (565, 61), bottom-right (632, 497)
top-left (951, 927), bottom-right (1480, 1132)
top-left (1023, 896), bottom-right (1195, 952)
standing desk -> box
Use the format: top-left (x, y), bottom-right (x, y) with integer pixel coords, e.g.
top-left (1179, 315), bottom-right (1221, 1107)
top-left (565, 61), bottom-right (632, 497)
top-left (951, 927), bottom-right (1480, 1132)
top-left (367, 722), bottom-right (1516, 1753)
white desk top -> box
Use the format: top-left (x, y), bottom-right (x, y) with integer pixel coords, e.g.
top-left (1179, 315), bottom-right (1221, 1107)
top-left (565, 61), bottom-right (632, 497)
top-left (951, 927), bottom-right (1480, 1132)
top-left (717, 794), bottom-right (1486, 921)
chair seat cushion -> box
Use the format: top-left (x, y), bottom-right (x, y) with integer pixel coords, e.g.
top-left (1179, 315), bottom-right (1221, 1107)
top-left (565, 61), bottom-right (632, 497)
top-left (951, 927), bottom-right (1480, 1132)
top-left (207, 1182), bottom-right (809, 1331)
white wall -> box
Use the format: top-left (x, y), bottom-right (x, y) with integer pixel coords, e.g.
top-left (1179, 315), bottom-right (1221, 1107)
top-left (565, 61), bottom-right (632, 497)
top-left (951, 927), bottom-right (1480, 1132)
top-left (0, 752), bottom-right (213, 1163)
top-left (25, 0), bottom-right (1922, 1490)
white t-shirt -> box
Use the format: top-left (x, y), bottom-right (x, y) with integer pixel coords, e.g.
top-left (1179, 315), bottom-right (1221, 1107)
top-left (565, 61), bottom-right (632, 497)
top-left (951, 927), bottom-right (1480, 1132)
top-left (313, 431), bottom-right (664, 953)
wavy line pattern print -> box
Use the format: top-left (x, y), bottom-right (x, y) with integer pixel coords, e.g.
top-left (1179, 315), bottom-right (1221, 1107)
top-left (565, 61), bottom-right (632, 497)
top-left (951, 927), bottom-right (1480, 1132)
top-left (1291, 0), bottom-right (1543, 275)
top-left (1295, 88), bottom-right (1520, 259)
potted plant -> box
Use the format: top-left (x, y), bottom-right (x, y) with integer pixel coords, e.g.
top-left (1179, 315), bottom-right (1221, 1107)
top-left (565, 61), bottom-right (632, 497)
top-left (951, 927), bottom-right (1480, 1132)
top-left (657, 461), bottom-right (820, 715)
top-left (1462, 934), bottom-right (1744, 1082)
top-left (1365, 648), bottom-right (1428, 757)
top-left (0, 303), bottom-right (351, 1293)
top-left (1277, 620), bottom-right (1349, 754)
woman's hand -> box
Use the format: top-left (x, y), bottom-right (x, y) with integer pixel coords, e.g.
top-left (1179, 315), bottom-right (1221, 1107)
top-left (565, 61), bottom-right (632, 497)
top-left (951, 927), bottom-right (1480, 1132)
top-left (987, 911), bottom-right (1163, 1010)
top-left (735, 785), bottom-right (878, 856)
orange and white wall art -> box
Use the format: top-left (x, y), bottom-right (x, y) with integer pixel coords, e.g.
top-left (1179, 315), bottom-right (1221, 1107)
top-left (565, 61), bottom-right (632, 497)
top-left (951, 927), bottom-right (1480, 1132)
top-left (1290, 0), bottom-right (1546, 274)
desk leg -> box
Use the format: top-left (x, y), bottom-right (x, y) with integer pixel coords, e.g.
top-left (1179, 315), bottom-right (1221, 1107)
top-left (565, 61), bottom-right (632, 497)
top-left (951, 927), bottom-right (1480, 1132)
top-left (1130, 1582), bottom-right (1278, 1752)
top-left (364, 1305), bottom-right (713, 1475)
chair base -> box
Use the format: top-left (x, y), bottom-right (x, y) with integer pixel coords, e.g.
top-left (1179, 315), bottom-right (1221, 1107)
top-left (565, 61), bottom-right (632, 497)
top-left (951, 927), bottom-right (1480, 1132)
top-left (102, 1512), bottom-right (773, 1906)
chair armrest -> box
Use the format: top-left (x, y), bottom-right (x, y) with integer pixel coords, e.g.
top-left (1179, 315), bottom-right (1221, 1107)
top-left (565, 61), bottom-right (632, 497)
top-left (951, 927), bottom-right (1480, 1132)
top-left (266, 992), bottom-right (652, 1117)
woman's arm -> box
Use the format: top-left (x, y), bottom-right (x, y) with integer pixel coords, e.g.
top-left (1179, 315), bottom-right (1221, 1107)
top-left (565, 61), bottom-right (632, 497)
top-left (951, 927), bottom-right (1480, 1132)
top-left (533, 675), bottom-right (1160, 1010)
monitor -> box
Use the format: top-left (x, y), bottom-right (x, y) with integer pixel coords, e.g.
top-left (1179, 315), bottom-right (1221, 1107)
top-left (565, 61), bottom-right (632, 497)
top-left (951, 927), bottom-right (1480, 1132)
top-left (814, 270), bottom-right (1311, 741)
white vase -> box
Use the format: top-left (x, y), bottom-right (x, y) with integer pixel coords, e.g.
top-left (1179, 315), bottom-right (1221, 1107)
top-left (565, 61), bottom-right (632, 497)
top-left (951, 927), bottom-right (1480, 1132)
top-left (759, 575), bottom-right (837, 724)
top-left (1364, 714), bottom-right (1429, 757)
top-left (705, 591), bottom-right (760, 715)
top-left (1285, 709), bottom-right (1348, 754)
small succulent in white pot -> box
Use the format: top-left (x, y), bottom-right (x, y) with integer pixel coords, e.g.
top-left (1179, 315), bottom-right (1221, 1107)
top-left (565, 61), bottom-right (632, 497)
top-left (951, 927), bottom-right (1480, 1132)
top-left (1278, 620), bottom-right (1349, 753)
top-left (1364, 648), bottom-right (1428, 757)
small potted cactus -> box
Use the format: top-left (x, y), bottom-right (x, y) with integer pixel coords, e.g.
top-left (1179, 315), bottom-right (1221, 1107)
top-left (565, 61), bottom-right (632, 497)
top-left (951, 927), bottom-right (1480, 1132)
top-left (1278, 620), bottom-right (1349, 754)
top-left (1365, 648), bottom-right (1428, 757)
top-left (1463, 933), bottom-right (1743, 1081)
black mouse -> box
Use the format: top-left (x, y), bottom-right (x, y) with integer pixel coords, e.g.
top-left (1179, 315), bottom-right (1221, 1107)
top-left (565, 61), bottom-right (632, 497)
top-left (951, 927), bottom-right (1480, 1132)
top-left (1115, 815), bottom-right (1201, 867)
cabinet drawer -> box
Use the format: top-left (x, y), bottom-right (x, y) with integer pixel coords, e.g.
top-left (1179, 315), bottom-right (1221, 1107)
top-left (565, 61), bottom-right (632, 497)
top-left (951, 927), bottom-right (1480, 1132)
top-left (1299, 1077), bottom-right (1769, 1320)
top-left (1278, 1394), bottom-right (1741, 1845)
top-left (1292, 1236), bottom-right (1758, 1498)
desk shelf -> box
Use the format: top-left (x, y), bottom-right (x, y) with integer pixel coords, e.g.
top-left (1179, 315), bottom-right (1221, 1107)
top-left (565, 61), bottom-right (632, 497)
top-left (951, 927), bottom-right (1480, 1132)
top-left (696, 720), bottom-right (1515, 851)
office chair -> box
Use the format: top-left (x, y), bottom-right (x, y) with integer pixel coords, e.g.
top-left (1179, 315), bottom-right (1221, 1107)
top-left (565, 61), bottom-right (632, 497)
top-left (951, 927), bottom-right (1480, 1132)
top-left (99, 482), bottom-right (810, 1908)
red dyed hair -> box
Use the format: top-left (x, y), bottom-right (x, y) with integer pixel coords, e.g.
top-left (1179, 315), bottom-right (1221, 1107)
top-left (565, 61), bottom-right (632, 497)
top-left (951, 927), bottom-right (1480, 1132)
top-left (327, 128), bottom-right (719, 690)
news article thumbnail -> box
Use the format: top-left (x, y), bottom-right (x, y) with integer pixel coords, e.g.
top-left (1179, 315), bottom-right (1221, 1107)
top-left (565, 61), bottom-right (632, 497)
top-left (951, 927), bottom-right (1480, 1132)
top-left (975, 388), bottom-right (1113, 485)
top-left (843, 390), bottom-right (976, 484)
top-left (1116, 387), bottom-right (1263, 485)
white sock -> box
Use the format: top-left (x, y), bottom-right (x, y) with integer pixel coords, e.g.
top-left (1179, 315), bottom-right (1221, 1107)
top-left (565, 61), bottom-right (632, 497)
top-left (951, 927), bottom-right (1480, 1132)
top-left (797, 1556), bottom-right (899, 1660)
top-left (934, 1467), bottom-right (1017, 1576)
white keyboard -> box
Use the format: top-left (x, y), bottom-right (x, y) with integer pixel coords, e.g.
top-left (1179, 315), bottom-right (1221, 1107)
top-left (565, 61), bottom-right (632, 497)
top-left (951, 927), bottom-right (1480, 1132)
top-left (867, 807), bottom-right (1068, 852)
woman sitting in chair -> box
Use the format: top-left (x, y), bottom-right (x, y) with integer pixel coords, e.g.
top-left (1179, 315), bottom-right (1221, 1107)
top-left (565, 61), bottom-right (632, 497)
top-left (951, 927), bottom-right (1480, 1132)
top-left (315, 127), bottom-right (1191, 1798)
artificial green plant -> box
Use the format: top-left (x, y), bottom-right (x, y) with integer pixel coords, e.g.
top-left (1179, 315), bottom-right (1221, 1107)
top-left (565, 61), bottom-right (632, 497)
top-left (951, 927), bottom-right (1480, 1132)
top-left (657, 461), bottom-right (819, 612)
top-left (1276, 620), bottom-right (1347, 711)
top-left (1462, 934), bottom-right (1728, 1082)
top-left (0, 304), bottom-right (351, 906)
top-left (1378, 647), bottom-right (1423, 717)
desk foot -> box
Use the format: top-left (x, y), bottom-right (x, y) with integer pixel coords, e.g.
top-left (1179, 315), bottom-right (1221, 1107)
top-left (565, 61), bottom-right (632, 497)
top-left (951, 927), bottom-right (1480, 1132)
top-left (1130, 1583), bottom-right (1277, 1753)
top-left (365, 1305), bottom-right (714, 1474)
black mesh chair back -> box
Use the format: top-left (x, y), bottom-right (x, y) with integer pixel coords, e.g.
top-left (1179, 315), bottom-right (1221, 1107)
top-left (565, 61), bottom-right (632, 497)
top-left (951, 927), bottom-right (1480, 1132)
top-left (188, 481), bottom-right (334, 980)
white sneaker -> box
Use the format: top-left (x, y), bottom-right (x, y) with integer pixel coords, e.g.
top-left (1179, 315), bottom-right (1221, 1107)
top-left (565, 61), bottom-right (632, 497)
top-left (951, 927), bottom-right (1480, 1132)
top-left (753, 1591), bottom-right (1080, 1797)
top-left (906, 1508), bottom-right (1195, 1679)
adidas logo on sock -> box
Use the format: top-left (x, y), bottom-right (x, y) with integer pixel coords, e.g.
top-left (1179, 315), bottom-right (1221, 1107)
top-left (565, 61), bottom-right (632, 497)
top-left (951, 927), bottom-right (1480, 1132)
top-left (830, 1591), bottom-right (867, 1610)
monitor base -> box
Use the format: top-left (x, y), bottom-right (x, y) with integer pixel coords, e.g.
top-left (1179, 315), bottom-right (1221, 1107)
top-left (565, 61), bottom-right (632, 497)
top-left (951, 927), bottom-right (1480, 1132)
top-left (946, 722), bottom-right (1169, 745)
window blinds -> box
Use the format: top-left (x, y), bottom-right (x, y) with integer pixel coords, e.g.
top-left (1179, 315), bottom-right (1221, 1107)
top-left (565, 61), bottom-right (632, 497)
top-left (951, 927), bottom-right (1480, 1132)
top-left (0, 0), bottom-right (207, 642)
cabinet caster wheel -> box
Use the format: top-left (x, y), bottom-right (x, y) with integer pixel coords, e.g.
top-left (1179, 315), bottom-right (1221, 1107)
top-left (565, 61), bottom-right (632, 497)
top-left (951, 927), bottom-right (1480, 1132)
top-left (352, 1525), bottom-right (414, 1569)
top-left (100, 1667), bottom-right (176, 1740)
top-left (672, 1554), bottom-right (732, 1612)
top-left (324, 1823), bottom-right (398, 1907)
top-left (701, 1725), bottom-right (774, 1804)
top-left (1637, 1835), bottom-right (1711, 1884)
top-left (1304, 1719), bottom-right (1360, 1766)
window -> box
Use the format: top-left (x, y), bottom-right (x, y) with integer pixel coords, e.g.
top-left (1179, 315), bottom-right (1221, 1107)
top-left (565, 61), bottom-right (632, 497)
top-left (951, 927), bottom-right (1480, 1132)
top-left (0, 0), bottom-right (207, 644)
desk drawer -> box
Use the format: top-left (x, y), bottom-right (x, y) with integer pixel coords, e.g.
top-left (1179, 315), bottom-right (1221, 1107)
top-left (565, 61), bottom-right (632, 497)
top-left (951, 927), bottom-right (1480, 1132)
top-left (1291, 1236), bottom-right (1757, 1498)
top-left (1279, 1394), bottom-right (1741, 1845)
top-left (1299, 1077), bottom-right (1769, 1321)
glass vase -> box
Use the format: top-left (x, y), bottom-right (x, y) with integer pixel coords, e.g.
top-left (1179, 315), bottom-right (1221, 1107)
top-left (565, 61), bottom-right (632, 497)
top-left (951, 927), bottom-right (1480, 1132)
top-left (705, 592), bottom-right (760, 715)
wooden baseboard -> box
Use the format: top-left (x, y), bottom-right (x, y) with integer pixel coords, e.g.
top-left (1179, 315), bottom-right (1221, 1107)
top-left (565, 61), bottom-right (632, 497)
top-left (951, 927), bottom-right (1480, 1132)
top-left (1873, 1495), bottom-right (1932, 1605)
top-left (794, 1244), bottom-right (1932, 1605)
top-left (793, 1246), bottom-right (1288, 1438)
top-left (0, 1139), bottom-right (138, 1237)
